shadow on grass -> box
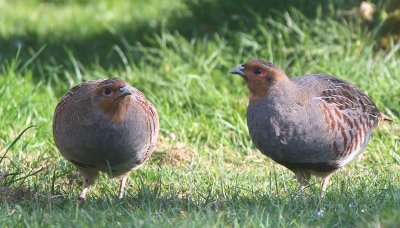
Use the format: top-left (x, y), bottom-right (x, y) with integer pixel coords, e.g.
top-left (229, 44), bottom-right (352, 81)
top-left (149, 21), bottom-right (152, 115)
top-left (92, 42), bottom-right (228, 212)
top-left (2, 181), bottom-right (399, 227)
top-left (0, 0), bottom-right (362, 81)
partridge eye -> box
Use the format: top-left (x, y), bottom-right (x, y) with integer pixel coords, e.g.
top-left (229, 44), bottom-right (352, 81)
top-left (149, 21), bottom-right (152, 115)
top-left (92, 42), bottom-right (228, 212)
top-left (104, 88), bottom-right (112, 95)
top-left (254, 68), bottom-right (262, 75)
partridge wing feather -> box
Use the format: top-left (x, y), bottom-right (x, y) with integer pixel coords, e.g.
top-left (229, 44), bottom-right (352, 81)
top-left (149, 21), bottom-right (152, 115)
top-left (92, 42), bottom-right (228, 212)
top-left (314, 76), bottom-right (381, 162)
top-left (128, 86), bottom-right (160, 164)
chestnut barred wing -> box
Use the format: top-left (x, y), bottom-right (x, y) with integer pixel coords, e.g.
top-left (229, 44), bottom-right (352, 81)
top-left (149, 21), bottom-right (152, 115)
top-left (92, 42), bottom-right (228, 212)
top-left (315, 77), bottom-right (381, 159)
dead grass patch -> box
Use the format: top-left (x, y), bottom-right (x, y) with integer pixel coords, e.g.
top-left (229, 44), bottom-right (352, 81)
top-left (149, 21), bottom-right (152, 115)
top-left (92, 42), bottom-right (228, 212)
top-left (152, 136), bottom-right (197, 167)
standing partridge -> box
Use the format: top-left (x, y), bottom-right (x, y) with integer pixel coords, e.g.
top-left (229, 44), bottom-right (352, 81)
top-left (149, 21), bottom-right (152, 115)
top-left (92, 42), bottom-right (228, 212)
top-left (230, 59), bottom-right (392, 197)
top-left (53, 78), bottom-right (159, 201)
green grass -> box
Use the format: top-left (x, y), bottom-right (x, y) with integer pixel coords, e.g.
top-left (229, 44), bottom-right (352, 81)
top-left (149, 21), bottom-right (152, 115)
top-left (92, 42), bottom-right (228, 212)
top-left (0, 0), bottom-right (399, 226)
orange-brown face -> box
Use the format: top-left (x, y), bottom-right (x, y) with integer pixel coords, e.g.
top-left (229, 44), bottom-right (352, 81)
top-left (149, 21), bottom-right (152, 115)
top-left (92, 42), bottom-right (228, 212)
top-left (92, 78), bottom-right (132, 124)
top-left (230, 59), bottom-right (288, 103)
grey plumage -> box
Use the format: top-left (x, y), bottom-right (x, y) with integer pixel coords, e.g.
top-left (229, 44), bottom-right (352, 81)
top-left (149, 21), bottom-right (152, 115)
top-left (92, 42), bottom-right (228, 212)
top-left (247, 75), bottom-right (379, 171)
top-left (53, 78), bottom-right (159, 200)
top-left (231, 60), bottom-right (391, 196)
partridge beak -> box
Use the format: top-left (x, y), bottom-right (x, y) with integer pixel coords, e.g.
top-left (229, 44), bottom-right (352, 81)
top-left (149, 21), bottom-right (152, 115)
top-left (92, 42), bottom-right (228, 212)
top-left (230, 65), bottom-right (246, 77)
top-left (118, 86), bottom-right (132, 98)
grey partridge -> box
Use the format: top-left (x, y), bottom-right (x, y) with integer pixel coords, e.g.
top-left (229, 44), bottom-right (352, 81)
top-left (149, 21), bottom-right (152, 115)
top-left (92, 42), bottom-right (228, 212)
top-left (53, 78), bottom-right (159, 200)
top-left (230, 59), bottom-right (392, 197)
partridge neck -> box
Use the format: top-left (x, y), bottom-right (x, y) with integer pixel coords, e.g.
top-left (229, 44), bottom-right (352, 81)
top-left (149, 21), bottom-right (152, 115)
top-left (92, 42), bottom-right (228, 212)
top-left (248, 76), bottom-right (291, 104)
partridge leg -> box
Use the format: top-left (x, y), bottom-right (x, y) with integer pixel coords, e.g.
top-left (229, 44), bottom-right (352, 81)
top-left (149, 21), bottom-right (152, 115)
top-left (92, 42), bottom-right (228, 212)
top-left (320, 174), bottom-right (331, 198)
top-left (118, 175), bottom-right (128, 199)
top-left (77, 170), bottom-right (99, 202)
top-left (295, 171), bottom-right (310, 193)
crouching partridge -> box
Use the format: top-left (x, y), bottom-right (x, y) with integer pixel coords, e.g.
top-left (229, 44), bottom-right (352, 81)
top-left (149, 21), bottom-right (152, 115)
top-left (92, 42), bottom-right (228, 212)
top-left (53, 78), bottom-right (159, 201)
top-left (230, 59), bottom-right (392, 197)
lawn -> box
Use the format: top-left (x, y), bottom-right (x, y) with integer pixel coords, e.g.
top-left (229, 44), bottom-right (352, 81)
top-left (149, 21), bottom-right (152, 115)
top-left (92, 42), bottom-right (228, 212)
top-left (0, 0), bottom-right (399, 226)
